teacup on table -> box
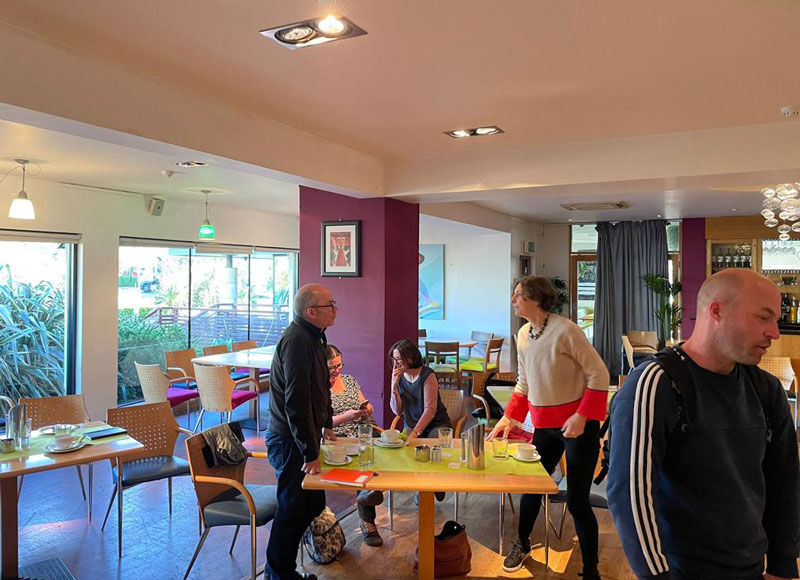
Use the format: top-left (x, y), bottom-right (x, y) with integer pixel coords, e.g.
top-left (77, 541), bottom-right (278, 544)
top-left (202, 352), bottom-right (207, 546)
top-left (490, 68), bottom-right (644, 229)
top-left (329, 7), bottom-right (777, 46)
top-left (516, 443), bottom-right (538, 460)
top-left (381, 429), bottom-right (401, 444)
top-left (54, 434), bottom-right (79, 450)
top-left (325, 446), bottom-right (347, 463)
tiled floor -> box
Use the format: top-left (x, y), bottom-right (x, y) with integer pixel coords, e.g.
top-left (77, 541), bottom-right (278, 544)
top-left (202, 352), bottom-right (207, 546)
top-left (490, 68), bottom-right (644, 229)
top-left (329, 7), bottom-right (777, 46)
top-left (17, 394), bottom-right (354, 580)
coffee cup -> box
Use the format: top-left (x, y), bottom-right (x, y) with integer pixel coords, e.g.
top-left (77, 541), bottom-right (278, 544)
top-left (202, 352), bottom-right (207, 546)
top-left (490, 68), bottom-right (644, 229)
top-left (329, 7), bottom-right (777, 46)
top-left (381, 429), bottom-right (401, 444)
top-left (345, 443), bottom-right (360, 456)
top-left (325, 446), bottom-right (347, 463)
top-left (54, 434), bottom-right (77, 450)
top-left (517, 443), bottom-right (537, 460)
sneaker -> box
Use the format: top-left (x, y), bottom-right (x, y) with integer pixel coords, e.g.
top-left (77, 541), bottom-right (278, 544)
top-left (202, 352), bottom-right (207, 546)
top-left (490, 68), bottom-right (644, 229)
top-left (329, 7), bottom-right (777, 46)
top-left (434, 491), bottom-right (446, 502)
top-left (502, 538), bottom-right (530, 573)
top-left (360, 520), bottom-right (384, 547)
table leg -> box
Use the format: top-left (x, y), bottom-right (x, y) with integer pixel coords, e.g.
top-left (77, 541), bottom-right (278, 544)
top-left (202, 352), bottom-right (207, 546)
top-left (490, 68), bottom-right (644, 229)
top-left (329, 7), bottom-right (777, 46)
top-left (117, 457), bottom-right (123, 559)
top-left (1, 477), bottom-right (18, 579)
top-left (499, 492), bottom-right (505, 555)
top-left (239, 368), bottom-right (266, 432)
top-left (417, 492), bottom-right (434, 580)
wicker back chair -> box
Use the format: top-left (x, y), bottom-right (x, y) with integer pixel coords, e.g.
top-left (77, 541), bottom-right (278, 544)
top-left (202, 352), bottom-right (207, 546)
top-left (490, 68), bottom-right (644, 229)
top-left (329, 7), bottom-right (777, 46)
top-left (183, 432), bottom-right (277, 580)
top-left (101, 402), bottom-right (192, 555)
top-left (164, 348), bottom-right (198, 384)
top-left (232, 340), bottom-right (257, 352)
top-left (135, 363), bottom-right (199, 428)
top-left (17, 394), bottom-right (91, 507)
top-left (439, 388), bottom-right (467, 437)
top-left (192, 363), bottom-right (259, 432)
top-left (202, 344), bottom-right (229, 356)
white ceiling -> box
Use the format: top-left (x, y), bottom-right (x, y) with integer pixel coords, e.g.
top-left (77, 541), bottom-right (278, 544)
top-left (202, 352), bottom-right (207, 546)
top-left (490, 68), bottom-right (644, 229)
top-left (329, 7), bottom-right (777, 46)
top-left (1, 0), bottom-right (800, 223)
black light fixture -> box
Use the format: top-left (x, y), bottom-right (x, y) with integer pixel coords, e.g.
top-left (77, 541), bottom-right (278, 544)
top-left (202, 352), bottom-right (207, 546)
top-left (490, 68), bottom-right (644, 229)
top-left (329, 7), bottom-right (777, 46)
top-left (445, 125), bottom-right (504, 139)
top-left (176, 161), bottom-right (208, 168)
top-left (261, 15), bottom-right (367, 50)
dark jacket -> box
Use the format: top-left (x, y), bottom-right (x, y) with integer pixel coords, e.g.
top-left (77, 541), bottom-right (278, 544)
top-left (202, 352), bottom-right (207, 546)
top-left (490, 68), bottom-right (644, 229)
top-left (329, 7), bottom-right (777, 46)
top-left (607, 352), bottom-right (800, 580)
top-left (268, 317), bottom-right (333, 463)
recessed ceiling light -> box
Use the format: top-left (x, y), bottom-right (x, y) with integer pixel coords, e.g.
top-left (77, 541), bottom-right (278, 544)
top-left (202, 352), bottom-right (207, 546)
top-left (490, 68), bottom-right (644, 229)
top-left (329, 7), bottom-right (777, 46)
top-left (176, 161), bottom-right (208, 168)
top-left (657, 214), bottom-right (662, 218)
top-left (445, 125), bottom-right (504, 139)
top-left (261, 16), bottom-right (366, 50)
top-left (732, 208), bottom-right (739, 212)
top-left (568, 218), bottom-right (573, 222)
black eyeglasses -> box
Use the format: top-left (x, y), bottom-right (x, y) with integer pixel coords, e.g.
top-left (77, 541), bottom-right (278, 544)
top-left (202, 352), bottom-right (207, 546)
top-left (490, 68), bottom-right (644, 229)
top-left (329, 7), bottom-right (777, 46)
top-left (328, 363), bottom-right (344, 372)
top-left (311, 300), bottom-right (337, 309)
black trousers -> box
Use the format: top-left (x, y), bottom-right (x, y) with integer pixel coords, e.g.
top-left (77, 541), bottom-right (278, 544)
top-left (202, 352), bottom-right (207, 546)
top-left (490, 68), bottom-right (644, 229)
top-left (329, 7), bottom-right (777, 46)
top-left (517, 421), bottom-right (600, 569)
top-left (265, 431), bottom-right (326, 580)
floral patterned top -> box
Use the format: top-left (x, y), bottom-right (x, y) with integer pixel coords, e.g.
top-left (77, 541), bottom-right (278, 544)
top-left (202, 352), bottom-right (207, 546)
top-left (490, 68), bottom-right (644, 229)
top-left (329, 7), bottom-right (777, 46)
top-left (330, 374), bottom-right (367, 438)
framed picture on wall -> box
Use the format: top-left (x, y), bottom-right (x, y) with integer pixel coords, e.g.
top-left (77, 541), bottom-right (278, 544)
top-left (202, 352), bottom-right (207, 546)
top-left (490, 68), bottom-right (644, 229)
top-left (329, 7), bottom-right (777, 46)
top-left (321, 220), bottom-right (361, 277)
top-left (419, 244), bottom-right (444, 319)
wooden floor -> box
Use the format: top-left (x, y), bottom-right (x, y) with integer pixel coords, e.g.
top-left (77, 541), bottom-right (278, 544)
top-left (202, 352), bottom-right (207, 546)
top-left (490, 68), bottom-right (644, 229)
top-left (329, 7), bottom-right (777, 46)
top-left (298, 492), bottom-right (637, 580)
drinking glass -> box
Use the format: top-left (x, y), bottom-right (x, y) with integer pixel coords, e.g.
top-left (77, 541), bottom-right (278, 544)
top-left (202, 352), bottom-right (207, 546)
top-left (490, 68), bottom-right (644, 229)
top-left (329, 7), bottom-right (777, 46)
top-left (357, 423), bottom-right (373, 444)
top-left (438, 427), bottom-right (453, 448)
top-left (358, 440), bottom-right (374, 468)
top-left (19, 418), bottom-right (32, 450)
top-left (491, 437), bottom-right (508, 460)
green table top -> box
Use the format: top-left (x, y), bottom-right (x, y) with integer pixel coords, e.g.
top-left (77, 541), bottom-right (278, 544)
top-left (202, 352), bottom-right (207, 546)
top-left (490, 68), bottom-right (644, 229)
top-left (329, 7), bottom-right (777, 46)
top-left (0, 424), bottom-right (133, 461)
top-left (321, 442), bottom-right (547, 477)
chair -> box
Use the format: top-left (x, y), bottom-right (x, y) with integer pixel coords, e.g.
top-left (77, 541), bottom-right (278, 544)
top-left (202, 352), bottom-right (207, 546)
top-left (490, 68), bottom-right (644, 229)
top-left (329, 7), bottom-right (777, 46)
top-left (438, 389), bottom-right (467, 437)
top-left (231, 340), bottom-right (269, 381)
top-left (470, 371), bottom-right (517, 428)
top-left (202, 344), bottom-right (249, 380)
top-left (461, 337), bottom-right (504, 378)
top-left (183, 431), bottom-right (278, 580)
top-left (758, 356), bottom-right (798, 427)
top-left (425, 341), bottom-right (462, 388)
top-left (165, 348), bottom-right (198, 388)
top-left (17, 395), bottom-right (91, 513)
top-left (627, 330), bottom-right (659, 351)
top-left (621, 334), bottom-right (636, 380)
top-left (192, 363), bottom-right (260, 433)
top-left (135, 362), bottom-right (200, 429)
top-left (548, 452), bottom-right (609, 540)
top-left (101, 402), bottom-right (192, 556)
top-left (464, 330), bottom-right (494, 360)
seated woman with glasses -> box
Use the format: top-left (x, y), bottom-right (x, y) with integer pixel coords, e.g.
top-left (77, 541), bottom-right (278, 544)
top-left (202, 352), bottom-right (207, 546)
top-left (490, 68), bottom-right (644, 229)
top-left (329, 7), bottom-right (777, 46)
top-left (388, 339), bottom-right (451, 440)
top-left (326, 344), bottom-right (384, 547)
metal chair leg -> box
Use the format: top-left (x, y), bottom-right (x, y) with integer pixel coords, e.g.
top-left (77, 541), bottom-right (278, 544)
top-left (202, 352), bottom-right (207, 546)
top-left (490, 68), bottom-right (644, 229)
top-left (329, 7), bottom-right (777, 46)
top-left (250, 514), bottom-right (257, 580)
top-left (88, 463), bottom-right (93, 522)
top-left (388, 491), bottom-right (394, 530)
top-left (230, 525), bottom-right (240, 554)
top-left (101, 486), bottom-right (118, 531)
top-left (76, 465), bottom-right (87, 501)
top-left (255, 393), bottom-right (261, 434)
top-left (454, 492), bottom-right (459, 521)
top-left (499, 491), bottom-right (505, 554)
top-left (183, 527), bottom-right (210, 580)
top-left (198, 506), bottom-right (203, 537)
top-left (117, 458), bottom-right (124, 558)
top-left (193, 409), bottom-right (205, 433)
top-left (507, 493), bottom-right (515, 515)
top-left (17, 475), bottom-right (23, 500)
top-left (168, 477), bottom-right (173, 515)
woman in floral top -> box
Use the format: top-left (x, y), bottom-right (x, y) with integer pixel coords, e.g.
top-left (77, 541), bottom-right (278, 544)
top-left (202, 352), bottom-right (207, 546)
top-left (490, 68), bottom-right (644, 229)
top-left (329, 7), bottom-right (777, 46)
top-left (326, 345), bottom-right (384, 547)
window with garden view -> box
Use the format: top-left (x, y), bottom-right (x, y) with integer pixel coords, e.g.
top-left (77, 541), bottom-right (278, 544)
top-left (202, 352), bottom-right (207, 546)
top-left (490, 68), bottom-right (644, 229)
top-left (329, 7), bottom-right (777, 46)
top-left (0, 239), bottom-right (76, 400)
top-left (117, 243), bottom-right (296, 404)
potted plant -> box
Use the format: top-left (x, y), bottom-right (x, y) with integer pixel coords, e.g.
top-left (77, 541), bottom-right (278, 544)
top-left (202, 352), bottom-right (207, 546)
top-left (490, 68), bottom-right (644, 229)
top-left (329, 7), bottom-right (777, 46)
top-left (642, 273), bottom-right (682, 345)
top-left (548, 276), bottom-right (569, 315)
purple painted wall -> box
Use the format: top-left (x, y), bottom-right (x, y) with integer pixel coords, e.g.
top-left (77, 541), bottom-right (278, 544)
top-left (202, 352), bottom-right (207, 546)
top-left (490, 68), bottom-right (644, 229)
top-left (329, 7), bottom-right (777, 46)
top-left (680, 218), bottom-right (706, 338)
top-left (299, 186), bottom-right (419, 426)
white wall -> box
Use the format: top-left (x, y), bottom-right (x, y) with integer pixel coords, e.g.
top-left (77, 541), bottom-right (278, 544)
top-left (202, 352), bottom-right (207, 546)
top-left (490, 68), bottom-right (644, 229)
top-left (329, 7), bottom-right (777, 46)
top-left (419, 215), bottom-right (512, 371)
top-left (0, 180), bottom-right (298, 420)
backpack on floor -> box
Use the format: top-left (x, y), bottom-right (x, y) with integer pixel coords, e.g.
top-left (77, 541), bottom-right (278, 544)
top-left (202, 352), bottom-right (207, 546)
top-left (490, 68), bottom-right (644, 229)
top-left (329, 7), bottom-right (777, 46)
top-left (302, 506), bottom-right (346, 564)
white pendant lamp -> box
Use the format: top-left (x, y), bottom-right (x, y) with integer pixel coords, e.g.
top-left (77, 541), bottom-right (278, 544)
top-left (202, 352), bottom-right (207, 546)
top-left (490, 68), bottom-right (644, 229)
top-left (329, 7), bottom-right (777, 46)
top-left (8, 159), bottom-right (35, 220)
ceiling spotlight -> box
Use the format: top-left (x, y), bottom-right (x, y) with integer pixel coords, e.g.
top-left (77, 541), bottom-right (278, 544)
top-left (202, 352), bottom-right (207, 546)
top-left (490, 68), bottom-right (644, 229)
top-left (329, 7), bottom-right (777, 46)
top-left (176, 161), bottom-right (208, 168)
top-left (780, 106), bottom-right (800, 118)
top-left (445, 125), bottom-right (504, 139)
top-left (316, 15), bottom-right (347, 36)
top-left (262, 16), bottom-right (366, 50)
top-left (161, 170), bottom-right (174, 178)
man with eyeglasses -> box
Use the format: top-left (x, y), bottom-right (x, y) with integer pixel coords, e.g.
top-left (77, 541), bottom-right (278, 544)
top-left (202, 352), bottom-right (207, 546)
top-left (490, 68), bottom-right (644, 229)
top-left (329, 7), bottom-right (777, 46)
top-left (265, 283), bottom-right (338, 580)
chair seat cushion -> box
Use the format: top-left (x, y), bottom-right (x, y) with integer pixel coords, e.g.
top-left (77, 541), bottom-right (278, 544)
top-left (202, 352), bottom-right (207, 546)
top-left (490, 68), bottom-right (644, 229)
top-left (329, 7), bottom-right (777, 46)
top-left (113, 455), bottom-right (190, 487)
top-left (551, 477), bottom-right (608, 509)
top-left (170, 380), bottom-right (197, 389)
top-left (230, 371), bottom-right (250, 381)
top-left (166, 387), bottom-right (199, 407)
top-left (231, 389), bottom-right (258, 409)
top-left (430, 364), bottom-right (456, 375)
top-left (461, 359), bottom-right (498, 372)
top-left (203, 484), bottom-right (278, 527)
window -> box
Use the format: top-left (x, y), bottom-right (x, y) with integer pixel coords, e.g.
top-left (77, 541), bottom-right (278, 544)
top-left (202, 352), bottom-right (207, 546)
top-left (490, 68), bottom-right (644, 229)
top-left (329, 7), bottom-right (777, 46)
top-left (0, 234), bottom-right (78, 400)
top-left (117, 240), bottom-right (297, 404)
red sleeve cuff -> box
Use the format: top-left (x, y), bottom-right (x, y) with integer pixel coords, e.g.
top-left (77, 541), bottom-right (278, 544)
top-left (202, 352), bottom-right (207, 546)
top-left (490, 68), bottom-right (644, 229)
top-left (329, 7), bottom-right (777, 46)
top-left (505, 392), bottom-right (530, 423)
top-left (577, 388), bottom-right (608, 422)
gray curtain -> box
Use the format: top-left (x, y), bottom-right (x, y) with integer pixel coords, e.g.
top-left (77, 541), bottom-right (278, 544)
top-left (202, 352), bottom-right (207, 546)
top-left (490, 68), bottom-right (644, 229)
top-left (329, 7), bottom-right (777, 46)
top-left (593, 220), bottom-right (668, 377)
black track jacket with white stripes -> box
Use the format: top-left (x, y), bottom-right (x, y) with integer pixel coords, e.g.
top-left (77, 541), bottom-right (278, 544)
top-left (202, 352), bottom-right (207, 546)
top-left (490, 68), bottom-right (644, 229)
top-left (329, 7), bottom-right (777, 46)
top-left (607, 352), bottom-right (800, 580)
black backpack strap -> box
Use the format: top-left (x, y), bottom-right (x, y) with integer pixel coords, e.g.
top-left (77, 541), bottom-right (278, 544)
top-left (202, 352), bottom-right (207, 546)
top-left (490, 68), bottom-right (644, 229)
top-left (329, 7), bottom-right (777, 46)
top-left (651, 347), bottom-right (695, 435)
top-left (740, 364), bottom-right (774, 444)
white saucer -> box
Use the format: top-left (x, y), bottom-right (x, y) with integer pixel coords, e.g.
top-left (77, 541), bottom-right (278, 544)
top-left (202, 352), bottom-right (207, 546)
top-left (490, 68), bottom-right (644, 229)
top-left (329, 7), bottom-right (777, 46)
top-left (375, 439), bottom-right (407, 448)
top-left (344, 444), bottom-right (360, 456)
top-left (511, 451), bottom-right (541, 462)
top-left (36, 424), bottom-right (60, 435)
top-left (324, 455), bottom-right (353, 466)
top-left (44, 440), bottom-right (87, 454)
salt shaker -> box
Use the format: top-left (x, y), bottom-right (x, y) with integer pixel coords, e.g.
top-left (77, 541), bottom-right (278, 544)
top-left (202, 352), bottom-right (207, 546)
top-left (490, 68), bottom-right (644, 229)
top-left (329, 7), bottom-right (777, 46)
top-left (431, 445), bottom-right (442, 463)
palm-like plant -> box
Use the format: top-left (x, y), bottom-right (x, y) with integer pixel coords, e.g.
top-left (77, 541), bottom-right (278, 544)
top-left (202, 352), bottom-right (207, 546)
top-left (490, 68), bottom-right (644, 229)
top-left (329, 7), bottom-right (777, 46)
top-left (642, 273), bottom-right (682, 344)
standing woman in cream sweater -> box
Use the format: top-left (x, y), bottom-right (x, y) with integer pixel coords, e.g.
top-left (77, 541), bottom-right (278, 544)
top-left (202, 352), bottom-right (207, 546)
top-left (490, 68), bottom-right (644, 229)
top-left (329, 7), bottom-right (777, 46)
top-left (488, 276), bottom-right (609, 579)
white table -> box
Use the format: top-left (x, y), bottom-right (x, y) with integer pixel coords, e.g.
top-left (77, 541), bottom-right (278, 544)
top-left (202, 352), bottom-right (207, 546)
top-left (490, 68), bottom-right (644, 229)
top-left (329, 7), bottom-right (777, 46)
top-left (191, 346), bottom-right (275, 431)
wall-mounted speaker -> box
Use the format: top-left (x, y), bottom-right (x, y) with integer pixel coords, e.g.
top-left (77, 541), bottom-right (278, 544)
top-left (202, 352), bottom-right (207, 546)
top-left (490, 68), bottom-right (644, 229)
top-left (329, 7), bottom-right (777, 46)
top-left (146, 197), bottom-right (165, 216)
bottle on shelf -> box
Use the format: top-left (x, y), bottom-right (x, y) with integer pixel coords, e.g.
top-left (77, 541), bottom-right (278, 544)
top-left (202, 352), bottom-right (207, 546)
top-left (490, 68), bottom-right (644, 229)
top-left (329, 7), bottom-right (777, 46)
top-left (782, 293), bottom-right (791, 323)
top-left (792, 294), bottom-right (798, 325)
top-left (733, 246), bottom-right (741, 268)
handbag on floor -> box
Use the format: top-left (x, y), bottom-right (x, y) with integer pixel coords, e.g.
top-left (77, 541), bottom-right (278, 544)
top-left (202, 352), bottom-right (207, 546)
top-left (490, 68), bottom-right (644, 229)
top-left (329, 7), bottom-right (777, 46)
top-left (302, 506), bottom-right (346, 564)
top-left (414, 520), bottom-right (472, 577)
